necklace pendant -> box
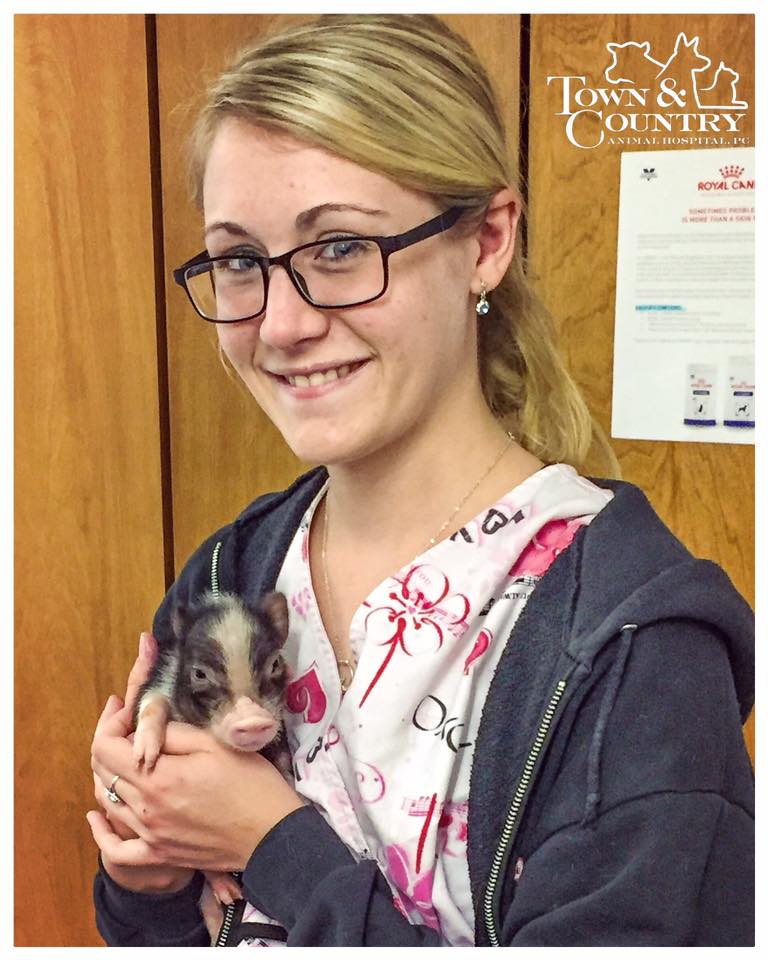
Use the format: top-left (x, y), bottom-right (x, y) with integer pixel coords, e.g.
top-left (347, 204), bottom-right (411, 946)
top-left (337, 658), bottom-right (355, 693)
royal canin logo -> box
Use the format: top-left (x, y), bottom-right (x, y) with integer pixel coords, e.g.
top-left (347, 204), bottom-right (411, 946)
top-left (698, 164), bottom-right (754, 191)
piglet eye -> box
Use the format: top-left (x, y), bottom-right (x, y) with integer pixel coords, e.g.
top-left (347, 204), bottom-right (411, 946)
top-left (191, 666), bottom-right (212, 688)
top-left (266, 653), bottom-right (283, 677)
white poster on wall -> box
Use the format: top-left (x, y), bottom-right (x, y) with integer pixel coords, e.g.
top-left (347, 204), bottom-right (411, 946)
top-left (611, 147), bottom-right (754, 443)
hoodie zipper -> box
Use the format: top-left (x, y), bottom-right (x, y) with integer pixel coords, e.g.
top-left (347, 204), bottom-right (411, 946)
top-left (211, 540), bottom-right (222, 598)
top-left (214, 901), bottom-right (237, 947)
top-left (482, 678), bottom-right (568, 946)
top-left (213, 872), bottom-right (244, 947)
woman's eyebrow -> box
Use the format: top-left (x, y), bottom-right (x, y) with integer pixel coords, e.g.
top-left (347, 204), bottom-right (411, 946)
top-left (204, 204), bottom-right (387, 240)
top-left (204, 221), bottom-right (253, 238)
top-left (296, 203), bottom-right (387, 230)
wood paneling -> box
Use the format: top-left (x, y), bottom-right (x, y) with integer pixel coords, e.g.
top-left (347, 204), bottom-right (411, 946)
top-left (14, 15), bottom-right (165, 945)
top-left (155, 13), bottom-right (520, 571)
top-left (528, 14), bottom-right (754, 758)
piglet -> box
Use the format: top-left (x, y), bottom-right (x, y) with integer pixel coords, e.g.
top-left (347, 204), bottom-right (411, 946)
top-left (132, 590), bottom-right (292, 921)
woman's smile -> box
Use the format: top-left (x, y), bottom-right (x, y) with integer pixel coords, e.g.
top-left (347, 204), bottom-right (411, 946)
top-left (266, 358), bottom-right (373, 398)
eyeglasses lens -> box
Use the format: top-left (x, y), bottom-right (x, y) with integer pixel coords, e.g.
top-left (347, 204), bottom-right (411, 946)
top-left (184, 240), bottom-right (386, 321)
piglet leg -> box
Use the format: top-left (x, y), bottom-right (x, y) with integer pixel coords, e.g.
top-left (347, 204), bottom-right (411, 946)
top-left (204, 870), bottom-right (243, 906)
top-left (199, 881), bottom-right (224, 944)
top-left (132, 695), bottom-right (170, 771)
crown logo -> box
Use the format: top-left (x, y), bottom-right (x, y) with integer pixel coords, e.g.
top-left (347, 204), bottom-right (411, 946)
top-left (720, 164), bottom-right (745, 179)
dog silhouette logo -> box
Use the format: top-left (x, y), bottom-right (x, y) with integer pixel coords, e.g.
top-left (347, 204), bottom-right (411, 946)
top-left (605, 33), bottom-right (748, 110)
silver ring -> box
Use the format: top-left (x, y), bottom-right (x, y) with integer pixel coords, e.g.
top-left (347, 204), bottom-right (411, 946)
top-left (105, 774), bottom-right (123, 804)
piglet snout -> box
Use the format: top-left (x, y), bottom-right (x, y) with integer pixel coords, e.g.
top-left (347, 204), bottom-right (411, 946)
top-left (218, 698), bottom-right (278, 751)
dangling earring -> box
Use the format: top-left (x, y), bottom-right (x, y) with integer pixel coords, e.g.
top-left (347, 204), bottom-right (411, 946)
top-left (476, 281), bottom-right (490, 316)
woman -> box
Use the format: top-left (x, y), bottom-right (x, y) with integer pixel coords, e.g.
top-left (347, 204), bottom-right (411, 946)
top-left (88, 15), bottom-right (754, 946)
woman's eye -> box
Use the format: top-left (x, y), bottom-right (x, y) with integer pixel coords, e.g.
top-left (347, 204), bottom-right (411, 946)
top-left (215, 256), bottom-right (258, 274)
top-left (316, 238), bottom-right (366, 261)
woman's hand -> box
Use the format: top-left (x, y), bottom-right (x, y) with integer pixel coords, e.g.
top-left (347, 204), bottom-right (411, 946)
top-left (88, 634), bottom-right (195, 894)
top-left (89, 638), bottom-right (305, 876)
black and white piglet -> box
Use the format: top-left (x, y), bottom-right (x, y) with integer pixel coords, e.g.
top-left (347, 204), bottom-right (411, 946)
top-left (133, 590), bottom-right (290, 772)
top-left (132, 590), bottom-right (292, 917)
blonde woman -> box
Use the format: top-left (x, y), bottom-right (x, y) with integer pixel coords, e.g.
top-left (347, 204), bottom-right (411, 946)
top-left (88, 15), bottom-right (754, 946)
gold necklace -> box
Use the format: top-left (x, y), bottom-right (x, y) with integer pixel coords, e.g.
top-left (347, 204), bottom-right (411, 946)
top-left (320, 431), bottom-right (516, 694)
top-left (423, 431), bottom-right (515, 551)
top-left (321, 493), bottom-right (356, 693)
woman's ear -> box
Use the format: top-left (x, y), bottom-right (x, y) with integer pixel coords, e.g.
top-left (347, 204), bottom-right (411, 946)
top-left (471, 187), bottom-right (520, 294)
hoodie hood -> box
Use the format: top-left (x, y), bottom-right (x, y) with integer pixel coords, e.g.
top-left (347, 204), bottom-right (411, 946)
top-left (570, 479), bottom-right (754, 722)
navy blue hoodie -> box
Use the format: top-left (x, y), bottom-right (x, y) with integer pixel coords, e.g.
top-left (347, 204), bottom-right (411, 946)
top-left (94, 469), bottom-right (754, 946)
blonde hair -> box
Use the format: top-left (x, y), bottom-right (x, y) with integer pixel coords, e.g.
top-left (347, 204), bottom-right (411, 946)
top-left (189, 14), bottom-right (618, 475)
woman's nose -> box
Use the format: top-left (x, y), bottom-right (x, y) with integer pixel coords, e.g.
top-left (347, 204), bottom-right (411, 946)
top-left (258, 265), bottom-right (330, 349)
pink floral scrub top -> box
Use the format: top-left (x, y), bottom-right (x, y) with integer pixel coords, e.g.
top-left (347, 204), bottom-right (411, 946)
top-left (245, 464), bottom-right (613, 945)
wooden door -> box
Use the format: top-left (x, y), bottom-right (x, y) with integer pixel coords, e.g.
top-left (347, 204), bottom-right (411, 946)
top-left (14, 14), bottom-right (165, 946)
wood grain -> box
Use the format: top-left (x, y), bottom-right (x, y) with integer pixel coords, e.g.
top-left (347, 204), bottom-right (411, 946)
top-left (155, 14), bottom-right (520, 570)
top-left (14, 14), bottom-right (165, 945)
top-left (528, 14), bottom-right (754, 759)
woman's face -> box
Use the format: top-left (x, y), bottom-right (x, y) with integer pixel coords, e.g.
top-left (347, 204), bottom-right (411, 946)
top-left (202, 118), bottom-right (483, 467)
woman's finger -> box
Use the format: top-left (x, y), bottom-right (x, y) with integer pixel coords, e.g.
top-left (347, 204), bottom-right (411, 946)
top-left (93, 633), bottom-right (158, 742)
top-left (93, 766), bottom-right (138, 812)
top-left (96, 785), bottom-right (147, 838)
top-left (93, 694), bottom-right (126, 738)
top-left (123, 632), bottom-right (157, 717)
top-left (91, 737), bottom-right (142, 797)
top-left (93, 772), bottom-right (140, 840)
top-left (92, 632), bottom-right (158, 749)
top-left (86, 810), bottom-right (160, 867)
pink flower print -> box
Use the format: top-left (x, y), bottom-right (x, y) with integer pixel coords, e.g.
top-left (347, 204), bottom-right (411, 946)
top-left (285, 663), bottom-right (327, 723)
top-left (463, 628), bottom-right (491, 675)
top-left (290, 586), bottom-right (312, 619)
top-left (392, 894), bottom-right (409, 920)
top-left (509, 518), bottom-right (585, 578)
top-left (325, 724), bottom-right (340, 749)
top-left (353, 759), bottom-right (386, 803)
top-left (359, 564), bottom-right (470, 707)
top-left (385, 843), bottom-right (441, 933)
top-left (437, 801), bottom-right (469, 857)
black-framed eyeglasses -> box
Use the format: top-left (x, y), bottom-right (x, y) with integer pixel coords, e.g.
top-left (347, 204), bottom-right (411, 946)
top-left (172, 205), bottom-right (465, 323)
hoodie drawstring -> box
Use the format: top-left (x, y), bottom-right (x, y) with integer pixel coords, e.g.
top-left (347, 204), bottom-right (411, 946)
top-left (582, 623), bottom-right (638, 826)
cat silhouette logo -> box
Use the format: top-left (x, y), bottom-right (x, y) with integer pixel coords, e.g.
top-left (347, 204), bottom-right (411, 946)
top-left (640, 168), bottom-right (657, 181)
top-left (605, 34), bottom-right (748, 110)
top-left (547, 31), bottom-right (750, 149)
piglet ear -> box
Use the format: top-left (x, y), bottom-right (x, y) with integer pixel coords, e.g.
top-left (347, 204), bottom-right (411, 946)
top-left (259, 592), bottom-right (290, 643)
top-left (171, 604), bottom-right (189, 640)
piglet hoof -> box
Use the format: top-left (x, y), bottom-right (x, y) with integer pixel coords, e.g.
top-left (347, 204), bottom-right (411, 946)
top-left (132, 727), bottom-right (163, 772)
top-left (205, 870), bottom-right (242, 906)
